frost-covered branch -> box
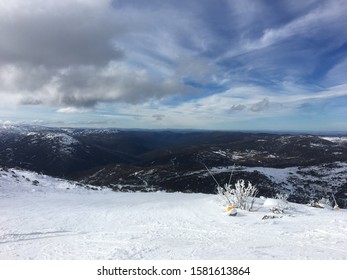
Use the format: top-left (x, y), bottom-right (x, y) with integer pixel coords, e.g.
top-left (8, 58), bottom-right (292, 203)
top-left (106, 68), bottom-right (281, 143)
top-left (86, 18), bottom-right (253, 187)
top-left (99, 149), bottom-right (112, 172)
top-left (219, 180), bottom-right (258, 211)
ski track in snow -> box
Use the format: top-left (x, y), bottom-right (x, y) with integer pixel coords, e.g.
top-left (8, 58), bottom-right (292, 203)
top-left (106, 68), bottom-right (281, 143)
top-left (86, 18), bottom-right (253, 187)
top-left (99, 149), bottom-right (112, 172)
top-left (1, 169), bottom-right (347, 260)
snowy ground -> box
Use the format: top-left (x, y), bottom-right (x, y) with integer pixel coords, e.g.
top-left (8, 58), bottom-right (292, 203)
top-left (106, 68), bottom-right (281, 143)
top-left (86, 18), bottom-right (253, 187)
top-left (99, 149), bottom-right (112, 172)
top-left (1, 168), bottom-right (347, 260)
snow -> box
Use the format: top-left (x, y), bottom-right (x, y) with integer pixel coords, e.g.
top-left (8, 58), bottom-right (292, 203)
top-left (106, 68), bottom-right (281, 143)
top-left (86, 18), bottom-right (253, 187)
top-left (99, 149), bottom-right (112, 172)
top-left (42, 133), bottom-right (79, 154)
top-left (262, 198), bottom-right (286, 209)
top-left (320, 136), bottom-right (347, 144)
top-left (245, 166), bottom-right (297, 183)
top-left (208, 165), bottom-right (297, 184)
top-left (44, 133), bottom-right (79, 146)
top-left (1, 168), bottom-right (347, 260)
top-left (212, 150), bottom-right (227, 157)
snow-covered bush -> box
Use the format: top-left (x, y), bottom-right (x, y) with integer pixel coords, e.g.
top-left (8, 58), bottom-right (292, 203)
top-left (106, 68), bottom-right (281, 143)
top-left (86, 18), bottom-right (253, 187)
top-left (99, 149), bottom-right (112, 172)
top-left (274, 193), bottom-right (289, 209)
top-left (218, 180), bottom-right (258, 211)
top-left (275, 193), bottom-right (289, 203)
top-left (309, 197), bottom-right (333, 209)
top-left (318, 197), bottom-right (333, 209)
top-left (263, 198), bottom-right (288, 213)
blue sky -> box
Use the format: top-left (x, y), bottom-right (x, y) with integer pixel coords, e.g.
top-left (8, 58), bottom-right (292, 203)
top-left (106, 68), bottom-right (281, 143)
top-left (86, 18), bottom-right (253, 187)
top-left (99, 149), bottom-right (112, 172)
top-left (0, 0), bottom-right (346, 131)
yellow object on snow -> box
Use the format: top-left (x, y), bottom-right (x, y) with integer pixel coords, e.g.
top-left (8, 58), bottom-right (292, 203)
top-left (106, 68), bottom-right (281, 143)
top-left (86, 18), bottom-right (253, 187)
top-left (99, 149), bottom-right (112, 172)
top-left (226, 204), bottom-right (234, 212)
top-left (225, 204), bottom-right (237, 216)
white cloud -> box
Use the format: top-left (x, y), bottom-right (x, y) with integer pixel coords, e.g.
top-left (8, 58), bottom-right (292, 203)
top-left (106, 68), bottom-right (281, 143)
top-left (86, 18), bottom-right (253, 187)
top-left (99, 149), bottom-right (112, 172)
top-left (325, 58), bottom-right (347, 86)
top-left (0, 0), bottom-right (221, 109)
top-left (57, 107), bottom-right (89, 114)
top-left (246, 0), bottom-right (347, 50)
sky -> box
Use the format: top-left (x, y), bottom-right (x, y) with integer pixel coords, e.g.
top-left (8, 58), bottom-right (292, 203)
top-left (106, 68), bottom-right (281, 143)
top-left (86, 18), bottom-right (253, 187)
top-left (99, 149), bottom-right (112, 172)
top-left (0, 0), bottom-right (347, 131)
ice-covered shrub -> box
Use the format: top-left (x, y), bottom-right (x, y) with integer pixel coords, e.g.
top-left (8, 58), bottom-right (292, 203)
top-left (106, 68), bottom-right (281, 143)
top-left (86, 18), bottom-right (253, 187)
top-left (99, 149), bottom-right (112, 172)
top-left (274, 193), bottom-right (289, 209)
top-left (275, 193), bottom-right (289, 203)
top-left (263, 198), bottom-right (283, 208)
top-left (263, 198), bottom-right (288, 212)
top-left (318, 197), bottom-right (333, 209)
top-left (218, 180), bottom-right (258, 211)
top-left (309, 197), bottom-right (333, 209)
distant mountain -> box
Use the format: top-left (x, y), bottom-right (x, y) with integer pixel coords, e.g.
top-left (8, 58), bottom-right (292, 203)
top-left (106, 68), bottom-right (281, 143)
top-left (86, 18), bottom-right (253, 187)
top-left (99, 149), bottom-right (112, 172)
top-left (0, 124), bottom-right (133, 176)
top-left (1, 124), bottom-right (346, 207)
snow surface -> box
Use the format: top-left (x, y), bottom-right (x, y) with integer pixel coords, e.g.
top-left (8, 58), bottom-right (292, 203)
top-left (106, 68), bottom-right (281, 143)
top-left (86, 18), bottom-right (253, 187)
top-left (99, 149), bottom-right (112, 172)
top-left (1, 168), bottom-right (347, 260)
top-left (320, 136), bottom-right (347, 144)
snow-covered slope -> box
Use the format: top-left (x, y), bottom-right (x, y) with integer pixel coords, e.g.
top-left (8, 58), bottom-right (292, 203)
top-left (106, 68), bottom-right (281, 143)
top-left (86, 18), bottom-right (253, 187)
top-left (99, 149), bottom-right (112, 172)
top-left (320, 136), bottom-right (347, 144)
top-left (0, 168), bottom-right (346, 260)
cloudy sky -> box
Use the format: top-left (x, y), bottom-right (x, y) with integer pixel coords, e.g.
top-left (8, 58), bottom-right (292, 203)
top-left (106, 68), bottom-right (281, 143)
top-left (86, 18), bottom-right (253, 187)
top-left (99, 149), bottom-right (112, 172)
top-left (1, 0), bottom-right (347, 131)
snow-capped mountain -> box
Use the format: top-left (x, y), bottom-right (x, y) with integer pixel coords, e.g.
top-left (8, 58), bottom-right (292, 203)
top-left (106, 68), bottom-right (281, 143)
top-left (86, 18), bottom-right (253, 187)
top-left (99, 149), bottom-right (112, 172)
top-left (0, 125), bottom-right (133, 176)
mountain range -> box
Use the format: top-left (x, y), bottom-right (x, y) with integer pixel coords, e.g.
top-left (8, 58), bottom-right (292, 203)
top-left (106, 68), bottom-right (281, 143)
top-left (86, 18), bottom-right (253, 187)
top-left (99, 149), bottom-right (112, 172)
top-left (1, 123), bottom-right (346, 207)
